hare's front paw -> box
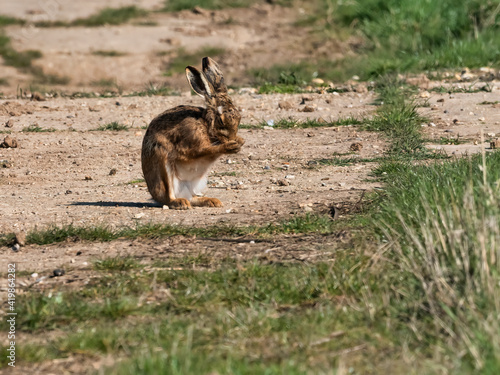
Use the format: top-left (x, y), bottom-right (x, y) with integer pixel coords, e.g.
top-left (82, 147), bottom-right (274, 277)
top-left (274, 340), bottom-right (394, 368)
top-left (235, 136), bottom-right (245, 146)
top-left (223, 140), bottom-right (242, 154)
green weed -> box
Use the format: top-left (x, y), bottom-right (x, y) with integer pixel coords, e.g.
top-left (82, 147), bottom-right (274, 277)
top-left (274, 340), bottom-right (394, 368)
top-left (72, 6), bottom-right (149, 27)
top-left (22, 124), bottom-right (56, 133)
top-left (96, 122), bottom-right (129, 131)
top-left (163, 0), bottom-right (262, 12)
top-left (92, 50), bottom-right (128, 57)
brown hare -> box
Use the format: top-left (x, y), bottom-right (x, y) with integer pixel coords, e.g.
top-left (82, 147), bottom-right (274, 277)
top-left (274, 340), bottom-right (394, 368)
top-left (141, 57), bottom-right (244, 209)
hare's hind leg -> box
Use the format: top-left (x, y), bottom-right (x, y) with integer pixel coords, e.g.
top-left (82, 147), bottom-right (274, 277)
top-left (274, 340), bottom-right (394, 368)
top-left (142, 150), bottom-right (191, 209)
top-left (191, 196), bottom-right (223, 207)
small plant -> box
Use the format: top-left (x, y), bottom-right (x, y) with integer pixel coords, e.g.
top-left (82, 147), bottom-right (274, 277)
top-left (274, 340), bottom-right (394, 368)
top-left (72, 6), bottom-right (149, 27)
top-left (22, 124), bottom-right (56, 133)
top-left (92, 50), bottom-right (128, 57)
top-left (96, 122), bottom-right (129, 131)
top-left (128, 82), bottom-right (173, 97)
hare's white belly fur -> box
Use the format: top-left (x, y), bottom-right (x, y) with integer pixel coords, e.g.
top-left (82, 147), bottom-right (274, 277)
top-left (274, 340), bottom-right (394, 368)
top-left (171, 157), bottom-right (217, 200)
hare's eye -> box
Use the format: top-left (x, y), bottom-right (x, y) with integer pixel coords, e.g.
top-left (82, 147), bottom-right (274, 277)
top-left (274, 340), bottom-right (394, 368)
top-left (217, 106), bottom-right (224, 115)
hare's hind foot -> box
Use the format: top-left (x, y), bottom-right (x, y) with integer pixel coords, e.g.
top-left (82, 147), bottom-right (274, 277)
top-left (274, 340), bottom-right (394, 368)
top-left (191, 197), bottom-right (223, 208)
top-left (168, 198), bottom-right (192, 210)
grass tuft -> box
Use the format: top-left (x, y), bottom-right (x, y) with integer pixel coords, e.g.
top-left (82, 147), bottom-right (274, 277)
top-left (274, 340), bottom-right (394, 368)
top-left (96, 122), bottom-right (129, 131)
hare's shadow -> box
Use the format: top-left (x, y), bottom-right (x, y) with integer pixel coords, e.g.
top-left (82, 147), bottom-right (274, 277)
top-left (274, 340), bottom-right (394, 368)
top-left (71, 201), bottom-right (160, 208)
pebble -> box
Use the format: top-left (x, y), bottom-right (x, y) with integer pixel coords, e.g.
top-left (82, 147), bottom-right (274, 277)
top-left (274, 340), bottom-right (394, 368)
top-left (31, 273), bottom-right (38, 279)
top-left (278, 100), bottom-right (294, 110)
top-left (109, 168), bottom-right (117, 175)
top-left (15, 232), bottom-right (26, 246)
top-left (299, 105), bottom-right (315, 113)
top-left (349, 142), bottom-right (363, 152)
top-left (53, 269), bottom-right (65, 277)
top-left (478, 117), bottom-right (485, 122)
top-left (5, 120), bottom-right (14, 128)
top-left (162, 205), bottom-right (169, 210)
top-left (277, 179), bottom-right (290, 186)
top-left (311, 78), bottom-right (324, 86)
top-left (1, 136), bottom-right (18, 148)
top-left (285, 175), bottom-right (295, 179)
top-left (12, 243), bottom-right (20, 252)
top-left (263, 166), bottom-right (271, 170)
top-left (134, 213), bottom-right (145, 219)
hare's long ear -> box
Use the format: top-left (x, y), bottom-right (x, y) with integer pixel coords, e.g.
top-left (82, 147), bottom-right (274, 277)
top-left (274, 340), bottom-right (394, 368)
top-left (202, 57), bottom-right (226, 91)
top-left (185, 66), bottom-right (212, 98)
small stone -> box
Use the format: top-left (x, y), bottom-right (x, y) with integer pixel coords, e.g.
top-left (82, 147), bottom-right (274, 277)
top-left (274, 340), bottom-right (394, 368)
top-left (429, 122), bottom-right (436, 127)
top-left (419, 91), bottom-right (430, 98)
top-left (53, 269), bottom-right (65, 277)
top-left (490, 139), bottom-right (500, 149)
top-left (277, 179), bottom-right (290, 186)
top-left (31, 273), bottom-right (39, 279)
top-left (134, 213), bottom-right (145, 219)
top-left (163, 205), bottom-right (169, 210)
top-left (437, 98), bottom-right (445, 103)
top-left (5, 120), bottom-right (14, 128)
top-left (30, 92), bottom-right (45, 101)
top-left (15, 232), bottom-right (26, 246)
top-left (285, 175), bottom-right (295, 179)
top-left (1, 136), bottom-right (18, 148)
top-left (76, 251), bottom-right (82, 256)
top-left (487, 132), bottom-right (496, 137)
top-left (278, 100), bottom-right (294, 110)
top-left (12, 243), bottom-right (20, 252)
top-left (115, 101), bottom-right (121, 106)
top-left (354, 83), bottom-right (368, 93)
top-left (478, 117), bottom-right (485, 122)
top-left (263, 166), bottom-right (271, 170)
top-left (349, 142), bottom-right (363, 152)
top-left (192, 6), bottom-right (209, 15)
top-left (109, 168), bottom-right (117, 175)
top-left (84, 176), bottom-right (93, 181)
top-left (1, 159), bottom-right (12, 168)
top-left (311, 78), bottom-right (324, 86)
top-left (304, 206), bottom-right (313, 212)
top-left (453, 119), bottom-right (459, 124)
top-left (406, 74), bottom-right (430, 89)
top-left (300, 105), bottom-right (315, 113)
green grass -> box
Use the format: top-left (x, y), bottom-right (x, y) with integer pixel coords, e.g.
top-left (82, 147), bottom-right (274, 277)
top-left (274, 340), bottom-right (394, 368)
top-left (163, 0), bottom-right (264, 11)
top-left (127, 82), bottom-right (175, 97)
top-left (96, 122), bottom-right (129, 131)
top-left (92, 50), bottom-right (128, 57)
top-left (292, 0), bottom-right (500, 81)
top-left (0, 214), bottom-right (336, 248)
top-left (164, 46), bottom-right (226, 76)
top-left (370, 150), bottom-right (500, 372)
top-left (72, 6), bottom-right (148, 27)
top-left (247, 117), bottom-right (364, 129)
top-left (0, 33), bottom-right (42, 69)
top-left (22, 124), bottom-right (56, 133)
top-left (0, 15), bottom-right (25, 26)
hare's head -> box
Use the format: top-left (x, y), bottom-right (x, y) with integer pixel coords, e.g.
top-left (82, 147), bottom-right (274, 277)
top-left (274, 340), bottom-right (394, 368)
top-left (186, 57), bottom-right (241, 142)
